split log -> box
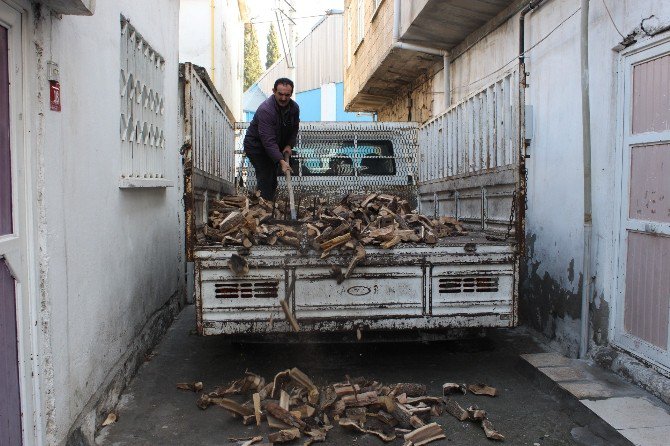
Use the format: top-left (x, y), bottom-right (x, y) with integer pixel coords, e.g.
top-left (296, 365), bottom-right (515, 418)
top-left (409, 415), bottom-right (425, 429)
top-left (279, 299), bottom-right (300, 332)
top-left (339, 418), bottom-right (396, 442)
top-left (345, 407), bottom-right (367, 424)
top-left (252, 393), bottom-right (262, 426)
top-left (392, 383), bottom-right (426, 397)
top-left (482, 419), bottom-right (505, 441)
top-left (334, 384), bottom-right (360, 397)
top-left (443, 398), bottom-right (470, 421)
top-left (176, 382), bottom-right (203, 392)
top-left (341, 391), bottom-right (379, 407)
top-left (467, 405), bottom-right (487, 421)
top-left (320, 233), bottom-right (352, 252)
top-left (214, 398), bottom-right (254, 418)
top-left (442, 383), bottom-right (466, 395)
top-left (467, 383), bottom-right (498, 397)
top-left (289, 367), bottom-right (319, 405)
top-left (402, 422), bottom-right (445, 446)
top-left (344, 244), bottom-right (366, 279)
top-left (228, 253), bottom-right (249, 275)
top-left (263, 401), bottom-right (307, 431)
top-left (268, 428), bottom-right (301, 443)
top-left (279, 390), bottom-right (290, 411)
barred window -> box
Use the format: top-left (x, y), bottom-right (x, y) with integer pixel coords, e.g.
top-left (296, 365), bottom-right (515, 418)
top-left (119, 16), bottom-right (170, 188)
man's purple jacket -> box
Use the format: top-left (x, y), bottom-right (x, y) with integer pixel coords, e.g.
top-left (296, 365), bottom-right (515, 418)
top-left (243, 96), bottom-right (300, 162)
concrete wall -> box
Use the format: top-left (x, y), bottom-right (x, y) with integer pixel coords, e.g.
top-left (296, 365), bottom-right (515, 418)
top-left (180, 0), bottom-right (244, 119)
top-left (24, 1), bottom-right (185, 443)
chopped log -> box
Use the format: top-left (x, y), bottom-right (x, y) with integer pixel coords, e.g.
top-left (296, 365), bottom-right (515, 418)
top-left (377, 395), bottom-right (396, 414)
top-left (409, 415), bottom-right (425, 429)
top-left (334, 384), bottom-right (360, 397)
top-left (380, 235), bottom-right (401, 249)
top-left (442, 383), bottom-right (467, 395)
top-left (319, 233), bottom-right (352, 251)
top-left (345, 407), bottom-right (367, 424)
top-left (295, 404), bottom-right (316, 418)
top-left (263, 401), bottom-right (307, 431)
top-left (228, 253), bottom-right (249, 276)
top-left (368, 411), bottom-right (398, 427)
top-left (405, 396), bottom-right (442, 405)
top-left (339, 418), bottom-right (396, 442)
top-left (443, 398), bottom-right (470, 421)
top-left (253, 393), bottom-right (262, 426)
top-left (271, 370), bottom-right (291, 399)
top-left (467, 405), bottom-right (487, 421)
top-left (239, 436), bottom-right (263, 446)
top-left (467, 383), bottom-right (498, 397)
top-left (482, 419), bottom-right (505, 441)
top-left (267, 414), bottom-right (291, 429)
top-left (319, 386), bottom-right (338, 411)
top-left (279, 299), bottom-right (300, 332)
top-left (391, 403), bottom-right (413, 429)
top-left (216, 372), bottom-right (265, 395)
top-left (402, 422), bottom-right (445, 446)
top-left (280, 236), bottom-right (301, 248)
top-left (289, 367), bottom-right (319, 405)
top-left (392, 383), bottom-right (427, 397)
top-left (331, 400), bottom-right (346, 417)
top-left (341, 391), bottom-right (379, 407)
top-left (218, 211), bottom-right (246, 234)
top-left (268, 428), bottom-right (301, 443)
top-left (344, 244), bottom-right (366, 279)
top-left (176, 381), bottom-right (203, 392)
top-left (279, 390), bottom-right (290, 411)
top-left (214, 398), bottom-right (254, 418)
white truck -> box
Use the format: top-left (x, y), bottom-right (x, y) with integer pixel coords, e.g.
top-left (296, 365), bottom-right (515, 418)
top-left (181, 63), bottom-right (525, 336)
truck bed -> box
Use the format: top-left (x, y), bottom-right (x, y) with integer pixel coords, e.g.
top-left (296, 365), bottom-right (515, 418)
top-left (194, 232), bottom-right (517, 335)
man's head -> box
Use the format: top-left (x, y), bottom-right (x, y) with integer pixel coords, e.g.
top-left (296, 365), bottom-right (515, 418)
top-left (273, 78), bottom-right (294, 107)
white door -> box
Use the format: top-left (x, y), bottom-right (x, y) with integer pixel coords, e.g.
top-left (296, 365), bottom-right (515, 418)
top-left (615, 37), bottom-right (670, 370)
top-left (0, 2), bottom-right (26, 444)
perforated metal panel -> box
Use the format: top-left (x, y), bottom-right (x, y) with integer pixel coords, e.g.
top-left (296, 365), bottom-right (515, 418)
top-left (214, 281), bottom-right (280, 299)
top-left (236, 121), bottom-right (419, 205)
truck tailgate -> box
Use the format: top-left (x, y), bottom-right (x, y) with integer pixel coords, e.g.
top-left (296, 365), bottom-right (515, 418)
top-left (195, 236), bottom-right (516, 335)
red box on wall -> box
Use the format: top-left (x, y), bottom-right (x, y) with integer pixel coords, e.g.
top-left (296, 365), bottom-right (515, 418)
top-left (50, 80), bottom-right (61, 112)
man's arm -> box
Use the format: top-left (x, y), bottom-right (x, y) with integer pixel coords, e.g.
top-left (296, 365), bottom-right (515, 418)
top-left (286, 104), bottom-right (300, 150)
top-left (256, 108), bottom-right (283, 162)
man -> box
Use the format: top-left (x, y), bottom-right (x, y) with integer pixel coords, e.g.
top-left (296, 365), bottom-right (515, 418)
top-left (244, 78), bottom-right (300, 200)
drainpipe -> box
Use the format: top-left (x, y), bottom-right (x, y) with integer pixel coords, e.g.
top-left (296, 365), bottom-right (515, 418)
top-left (519, 0), bottom-right (544, 63)
top-left (210, 0), bottom-right (216, 82)
top-left (392, 0), bottom-right (450, 110)
top-left (579, 0), bottom-right (592, 359)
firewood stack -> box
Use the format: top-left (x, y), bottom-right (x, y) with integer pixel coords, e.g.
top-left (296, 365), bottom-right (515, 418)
top-left (179, 369), bottom-right (504, 445)
top-left (200, 192), bottom-right (467, 258)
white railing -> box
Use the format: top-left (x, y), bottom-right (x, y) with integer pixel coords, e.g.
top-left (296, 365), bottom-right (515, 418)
top-left (187, 68), bottom-right (235, 184)
top-left (120, 16), bottom-right (167, 183)
top-left (418, 69), bottom-right (520, 183)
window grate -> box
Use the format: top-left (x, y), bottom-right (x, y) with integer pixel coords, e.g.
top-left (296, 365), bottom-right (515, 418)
top-left (120, 15), bottom-right (166, 182)
top-left (215, 281), bottom-right (280, 299)
top-left (438, 277), bottom-right (499, 294)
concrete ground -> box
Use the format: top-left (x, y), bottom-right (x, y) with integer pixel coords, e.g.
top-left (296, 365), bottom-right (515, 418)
top-left (98, 306), bottom-right (630, 446)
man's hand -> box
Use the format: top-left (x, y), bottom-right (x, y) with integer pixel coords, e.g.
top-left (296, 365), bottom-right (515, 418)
top-left (279, 159), bottom-right (292, 174)
top-left (282, 145), bottom-right (293, 157)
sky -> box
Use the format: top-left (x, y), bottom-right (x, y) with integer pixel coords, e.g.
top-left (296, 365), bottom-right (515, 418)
top-left (246, 0), bottom-right (344, 65)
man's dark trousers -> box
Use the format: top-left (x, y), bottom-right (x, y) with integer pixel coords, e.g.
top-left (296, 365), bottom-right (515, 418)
top-left (247, 153), bottom-right (279, 200)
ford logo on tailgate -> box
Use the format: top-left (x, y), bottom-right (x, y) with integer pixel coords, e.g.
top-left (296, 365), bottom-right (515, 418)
top-left (347, 286), bottom-right (371, 296)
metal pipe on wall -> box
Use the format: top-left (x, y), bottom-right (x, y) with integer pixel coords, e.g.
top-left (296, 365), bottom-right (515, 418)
top-left (579, 0), bottom-right (592, 359)
top-left (210, 0), bottom-right (216, 82)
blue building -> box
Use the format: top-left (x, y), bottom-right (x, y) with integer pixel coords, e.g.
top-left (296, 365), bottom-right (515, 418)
top-left (243, 10), bottom-right (374, 123)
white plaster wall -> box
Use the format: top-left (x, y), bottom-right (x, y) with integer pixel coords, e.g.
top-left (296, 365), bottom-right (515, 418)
top-left (27, 1), bottom-right (184, 443)
top-left (586, 0), bottom-right (670, 347)
top-left (449, 0), bottom-right (670, 356)
top-left (180, 0), bottom-right (244, 119)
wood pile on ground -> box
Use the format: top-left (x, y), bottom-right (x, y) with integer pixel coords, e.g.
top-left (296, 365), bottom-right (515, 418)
top-left (178, 369), bottom-right (505, 445)
top-left (199, 193), bottom-right (467, 278)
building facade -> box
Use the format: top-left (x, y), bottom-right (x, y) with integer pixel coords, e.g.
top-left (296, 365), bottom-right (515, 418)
top-left (344, 0), bottom-right (670, 401)
top-left (243, 10), bottom-right (373, 122)
top-left (0, 1), bottom-right (185, 444)
top-left (180, 0), bottom-right (246, 120)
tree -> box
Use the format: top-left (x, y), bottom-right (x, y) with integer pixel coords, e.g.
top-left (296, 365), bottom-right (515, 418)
top-left (244, 23), bottom-right (263, 91)
top-left (266, 23), bottom-right (280, 69)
